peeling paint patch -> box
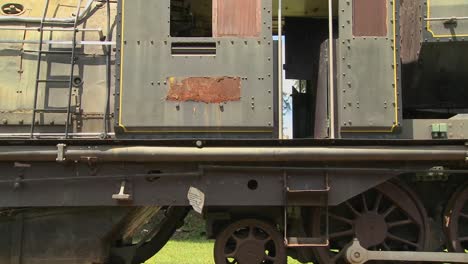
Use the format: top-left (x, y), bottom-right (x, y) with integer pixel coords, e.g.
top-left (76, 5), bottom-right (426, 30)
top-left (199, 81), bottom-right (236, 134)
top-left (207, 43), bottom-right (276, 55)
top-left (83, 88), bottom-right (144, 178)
top-left (166, 77), bottom-right (241, 103)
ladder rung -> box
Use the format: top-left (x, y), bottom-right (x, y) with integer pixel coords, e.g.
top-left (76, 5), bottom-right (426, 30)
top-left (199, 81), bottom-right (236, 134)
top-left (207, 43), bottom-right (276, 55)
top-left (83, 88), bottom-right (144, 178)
top-left (37, 79), bottom-right (69, 83)
top-left (286, 237), bottom-right (329, 247)
top-left (34, 108), bottom-right (68, 113)
top-left (26, 50), bottom-right (73, 55)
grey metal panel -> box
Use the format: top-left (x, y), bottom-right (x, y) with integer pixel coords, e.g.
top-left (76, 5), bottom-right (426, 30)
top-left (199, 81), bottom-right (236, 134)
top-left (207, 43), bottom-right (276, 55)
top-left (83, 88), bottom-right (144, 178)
top-left (400, 119), bottom-right (468, 140)
top-left (117, 0), bottom-right (274, 134)
top-left (338, 0), bottom-right (401, 133)
top-left (423, 0), bottom-right (468, 42)
top-left (0, 162), bottom-right (403, 207)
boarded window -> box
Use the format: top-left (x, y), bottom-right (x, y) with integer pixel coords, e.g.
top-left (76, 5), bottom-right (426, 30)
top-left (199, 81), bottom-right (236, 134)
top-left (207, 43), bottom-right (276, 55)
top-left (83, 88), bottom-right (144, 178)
top-left (213, 0), bottom-right (261, 37)
top-left (353, 0), bottom-right (387, 37)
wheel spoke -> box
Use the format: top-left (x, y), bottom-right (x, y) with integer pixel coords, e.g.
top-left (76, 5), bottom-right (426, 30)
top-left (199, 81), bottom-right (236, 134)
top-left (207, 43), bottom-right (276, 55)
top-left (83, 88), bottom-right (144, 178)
top-left (329, 229), bottom-right (354, 239)
top-left (231, 234), bottom-right (242, 244)
top-left (381, 242), bottom-right (391, 250)
top-left (373, 193), bottom-right (383, 212)
top-left (248, 225), bottom-right (255, 239)
top-left (387, 233), bottom-right (420, 249)
top-left (382, 205), bottom-right (396, 218)
top-left (225, 238), bottom-right (239, 257)
top-left (387, 219), bottom-right (413, 228)
top-left (460, 212), bottom-right (468, 220)
top-left (264, 255), bottom-right (276, 261)
top-left (345, 201), bottom-right (361, 217)
top-left (261, 236), bottom-right (272, 245)
top-left (329, 213), bottom-right (354, 225)
top-left (331, 249), bottom-right (345, 262)
top-left (225, 252), bottom-right (237, 258)
top-left (362, 194), bottom-right (369, 212)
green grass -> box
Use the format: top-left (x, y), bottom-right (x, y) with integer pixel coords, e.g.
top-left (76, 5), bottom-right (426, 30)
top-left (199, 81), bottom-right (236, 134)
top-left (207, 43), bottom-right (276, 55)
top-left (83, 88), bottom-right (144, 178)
top-left (146, 240), bottom-right (302, 264)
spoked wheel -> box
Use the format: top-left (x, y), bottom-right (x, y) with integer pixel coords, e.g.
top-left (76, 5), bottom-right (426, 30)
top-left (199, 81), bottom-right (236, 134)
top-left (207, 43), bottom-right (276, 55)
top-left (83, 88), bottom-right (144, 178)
top-left (310, 181), bottom-right (428, 263)
top-left (445, 182), bottom-right (468, 252)
top-left (214, 219), bottom-right (286, 264)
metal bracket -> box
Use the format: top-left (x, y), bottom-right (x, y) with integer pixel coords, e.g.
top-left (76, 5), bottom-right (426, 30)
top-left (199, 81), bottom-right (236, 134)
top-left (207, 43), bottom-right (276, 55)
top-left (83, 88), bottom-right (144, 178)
top-left (284, 172), bottom-right (330, 247)
top-left (112, 180), bottom-right (132, 201)
top-left (346, 239), bottom-right (468, 263)
top-left (56, 143), bottom-right (66, 162)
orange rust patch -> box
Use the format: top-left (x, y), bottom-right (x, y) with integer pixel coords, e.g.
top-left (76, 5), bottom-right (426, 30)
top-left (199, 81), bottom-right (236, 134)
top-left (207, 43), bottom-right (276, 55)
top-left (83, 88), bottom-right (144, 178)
top-left (166, 77), bottom-right (241, 104)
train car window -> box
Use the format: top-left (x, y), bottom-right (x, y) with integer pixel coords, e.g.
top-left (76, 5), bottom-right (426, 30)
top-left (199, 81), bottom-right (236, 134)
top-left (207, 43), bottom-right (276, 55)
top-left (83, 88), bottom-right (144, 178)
top-left (213, 0), bottom-right (261, 37)
top-left (170, 0), bottom-right (213, 37)
top-left (352, 0), bottom-right (387, 37)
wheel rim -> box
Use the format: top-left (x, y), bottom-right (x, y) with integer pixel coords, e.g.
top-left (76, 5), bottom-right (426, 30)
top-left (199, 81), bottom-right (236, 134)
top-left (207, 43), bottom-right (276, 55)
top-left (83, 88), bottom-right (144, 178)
top-left (214, 219), bottom-right (286, 264)
top-left (445, 183), bottom-right (468, 252)
top-left (310, 181), bottom-right (428, 263)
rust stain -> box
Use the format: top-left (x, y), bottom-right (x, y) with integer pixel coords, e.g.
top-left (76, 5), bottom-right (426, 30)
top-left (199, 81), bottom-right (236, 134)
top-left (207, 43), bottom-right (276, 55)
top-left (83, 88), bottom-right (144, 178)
top-left (166, 77), bottom-right (241, 104)
top-left (353, 0), bottom-right (387, 37)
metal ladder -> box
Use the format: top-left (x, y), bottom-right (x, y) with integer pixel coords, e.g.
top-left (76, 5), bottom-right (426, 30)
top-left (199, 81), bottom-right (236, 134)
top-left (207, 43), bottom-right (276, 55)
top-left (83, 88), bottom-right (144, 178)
top-left (284, 171), bottom-right (330, 247)
top-left (30, 0), bottom-right (84, 139)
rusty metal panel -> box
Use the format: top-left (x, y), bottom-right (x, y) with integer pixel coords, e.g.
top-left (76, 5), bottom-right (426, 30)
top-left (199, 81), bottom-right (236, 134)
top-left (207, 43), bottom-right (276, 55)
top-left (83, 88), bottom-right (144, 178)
top-left (352, 0), bottom-right (387, 37)
top-left (213, 0), bottom-right (261, 37)
top-left (167, 77), bottom-right (241, 103)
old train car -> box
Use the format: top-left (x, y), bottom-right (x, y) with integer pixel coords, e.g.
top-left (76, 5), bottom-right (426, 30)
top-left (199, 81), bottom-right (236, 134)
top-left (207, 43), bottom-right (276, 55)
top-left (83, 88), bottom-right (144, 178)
top-left (0, 0), bottom-right (467, 263)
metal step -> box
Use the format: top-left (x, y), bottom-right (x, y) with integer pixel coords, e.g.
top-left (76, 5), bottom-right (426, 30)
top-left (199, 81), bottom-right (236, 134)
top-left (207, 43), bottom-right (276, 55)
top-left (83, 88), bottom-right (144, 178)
top-left (286, 187), bottom-right (330, 206)
top-left (286, 237), bottom-right (329, 247)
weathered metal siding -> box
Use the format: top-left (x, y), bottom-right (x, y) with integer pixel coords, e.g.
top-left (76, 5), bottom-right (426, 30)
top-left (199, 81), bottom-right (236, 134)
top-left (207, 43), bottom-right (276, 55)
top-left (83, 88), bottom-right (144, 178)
top-left (423, 0), bottom-right (468, 42)
top-left (117, 0), bottom-right (274, 136)
top-left (338, 0), bottom-right (402, 134)
top-left (213, 0), bottom-right (261, 37)
top-left (0, 0), bottom-right (115, 134)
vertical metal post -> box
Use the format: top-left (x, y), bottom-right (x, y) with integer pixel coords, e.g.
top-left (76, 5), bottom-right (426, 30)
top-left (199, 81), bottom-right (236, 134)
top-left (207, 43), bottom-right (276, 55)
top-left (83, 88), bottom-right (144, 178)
top-left (30, 0), bottom-right (51, 138)
top-left (278, 0), bottom-right (283, 139)
top-left (328, 0), bottom-right (336, 139)
top-left (103, 0), bottom-right (112, 138)
top-left (64, 0), bottom-right (83, 139)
